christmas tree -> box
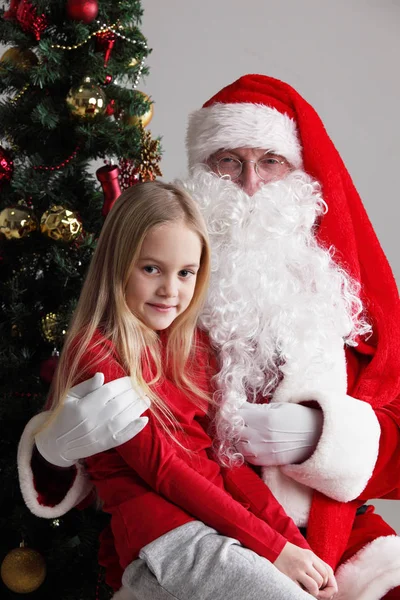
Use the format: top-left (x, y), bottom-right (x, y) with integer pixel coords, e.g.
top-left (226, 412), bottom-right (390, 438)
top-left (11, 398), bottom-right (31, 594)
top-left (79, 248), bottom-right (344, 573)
top-left (0, 1), bottom-right (161, 597)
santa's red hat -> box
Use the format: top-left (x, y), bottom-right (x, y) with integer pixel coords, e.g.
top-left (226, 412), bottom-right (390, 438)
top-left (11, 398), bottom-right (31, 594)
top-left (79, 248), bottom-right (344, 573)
top-left (186, 75), bottom-right (400, 575)
top-left (187, 75), bottom-right (303, 169)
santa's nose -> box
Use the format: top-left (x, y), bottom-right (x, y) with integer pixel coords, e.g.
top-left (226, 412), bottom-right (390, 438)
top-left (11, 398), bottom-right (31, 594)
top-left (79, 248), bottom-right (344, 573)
top-left (236, 161), bottom-right (263, 196)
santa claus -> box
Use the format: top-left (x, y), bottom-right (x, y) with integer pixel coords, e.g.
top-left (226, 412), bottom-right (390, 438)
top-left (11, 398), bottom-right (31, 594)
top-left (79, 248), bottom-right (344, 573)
top-left (18, 75), bottom-right (400, 599)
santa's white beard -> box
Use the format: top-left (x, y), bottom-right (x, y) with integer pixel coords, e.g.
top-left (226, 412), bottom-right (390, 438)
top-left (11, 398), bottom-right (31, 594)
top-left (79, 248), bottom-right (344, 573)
top-left (179, 166), bottom-right (370, 463)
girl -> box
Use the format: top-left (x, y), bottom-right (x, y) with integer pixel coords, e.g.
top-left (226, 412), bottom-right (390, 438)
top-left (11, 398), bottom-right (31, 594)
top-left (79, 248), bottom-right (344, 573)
top-left (43, 181), bottom-right (337, 600)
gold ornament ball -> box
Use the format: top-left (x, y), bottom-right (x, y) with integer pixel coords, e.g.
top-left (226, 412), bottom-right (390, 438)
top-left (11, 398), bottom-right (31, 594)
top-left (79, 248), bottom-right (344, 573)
top-left (40, 205), bottom-right (82, 242)
top-left (41, 312), bottom-right (57, 343)
top-left (11, 323), bottom-right (22, 338)
top-left (0, 206), bottom-right (38, 240)
top-left (67, 77), bottom-right (107, 118)
top-left (41, 312), bottom-right (66, 344)
top-left (123, 92), bottom-right (153, 128)
top-left (1, 547), bottom-right (46, 594)
top-left (0, 47), bottom-right (38, 70)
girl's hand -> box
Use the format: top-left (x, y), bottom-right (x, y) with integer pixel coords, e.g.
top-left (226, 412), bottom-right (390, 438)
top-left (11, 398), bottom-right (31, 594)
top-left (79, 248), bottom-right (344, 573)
top-left (274, 542), bottom-right (338, 599)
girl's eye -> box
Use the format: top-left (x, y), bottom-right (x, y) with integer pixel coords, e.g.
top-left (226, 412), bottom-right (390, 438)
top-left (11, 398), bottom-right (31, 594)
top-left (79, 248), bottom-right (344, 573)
top-left (179, 269), bottom-right (195, 278)
top-left (143, 266), bottom-right (159, 274)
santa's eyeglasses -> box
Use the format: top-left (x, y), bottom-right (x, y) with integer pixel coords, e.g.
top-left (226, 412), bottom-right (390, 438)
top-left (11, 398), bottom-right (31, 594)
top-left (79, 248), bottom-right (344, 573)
top-left (212, 154), bottom-right (290, 182)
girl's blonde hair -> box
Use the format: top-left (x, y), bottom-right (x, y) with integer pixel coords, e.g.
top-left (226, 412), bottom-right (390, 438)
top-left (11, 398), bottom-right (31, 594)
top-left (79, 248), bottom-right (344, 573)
top-left (47, 180), bottom-right (212, 434)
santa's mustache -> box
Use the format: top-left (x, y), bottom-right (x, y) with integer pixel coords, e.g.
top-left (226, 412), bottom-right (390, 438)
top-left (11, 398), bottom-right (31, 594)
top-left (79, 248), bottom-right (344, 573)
top-left (180, 166), bottom-right (327, 242)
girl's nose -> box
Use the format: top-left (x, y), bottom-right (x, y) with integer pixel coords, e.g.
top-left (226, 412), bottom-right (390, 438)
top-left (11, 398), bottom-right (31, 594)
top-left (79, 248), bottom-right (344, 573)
top-left (158, 276), bottom-right (178, 298)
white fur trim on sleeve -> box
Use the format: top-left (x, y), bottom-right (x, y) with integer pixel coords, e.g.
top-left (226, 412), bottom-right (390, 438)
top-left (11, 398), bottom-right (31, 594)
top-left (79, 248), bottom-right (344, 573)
top-left (281, 393), bottom-right (381, 501)
top-left (17, 412), bottom-right (93, 518)
top-left (335, 535), bottom-right (400, 600)
top-left (186, 103), bottom-right (303, 169)
top-left (261, 466), bottom-right (313, 528)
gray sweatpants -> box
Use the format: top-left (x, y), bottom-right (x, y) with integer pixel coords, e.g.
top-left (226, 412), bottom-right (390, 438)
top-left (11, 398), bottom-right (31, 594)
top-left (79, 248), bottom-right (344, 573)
top-left (122, 521), bottom-right (313, 600)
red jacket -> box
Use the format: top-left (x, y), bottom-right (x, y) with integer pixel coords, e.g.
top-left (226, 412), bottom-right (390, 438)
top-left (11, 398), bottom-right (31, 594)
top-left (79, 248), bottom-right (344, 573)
top-left (82, 330), bottom-right (308, 578)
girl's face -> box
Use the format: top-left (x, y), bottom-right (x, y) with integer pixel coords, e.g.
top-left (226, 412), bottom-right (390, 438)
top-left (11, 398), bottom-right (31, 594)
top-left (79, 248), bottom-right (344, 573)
top-left (126, 220), bottom-right (202, 331)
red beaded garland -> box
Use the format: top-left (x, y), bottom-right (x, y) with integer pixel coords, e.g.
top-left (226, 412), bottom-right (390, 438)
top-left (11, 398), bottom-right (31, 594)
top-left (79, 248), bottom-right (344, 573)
top-left (33, 146), bottom-right (80, 172)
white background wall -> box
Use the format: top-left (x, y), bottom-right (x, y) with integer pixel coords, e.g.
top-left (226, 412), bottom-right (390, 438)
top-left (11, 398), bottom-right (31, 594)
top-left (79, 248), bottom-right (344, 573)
top-left (139, 0), bottom-right (400, 532)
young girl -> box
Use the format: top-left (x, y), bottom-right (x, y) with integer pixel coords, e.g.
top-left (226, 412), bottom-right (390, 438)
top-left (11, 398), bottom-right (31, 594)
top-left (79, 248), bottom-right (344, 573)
top-left (44, 181), bottom-right (337, 600)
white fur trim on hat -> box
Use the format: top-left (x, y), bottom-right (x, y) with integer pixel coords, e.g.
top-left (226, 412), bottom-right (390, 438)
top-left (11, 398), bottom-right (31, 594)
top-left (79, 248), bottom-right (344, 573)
top-left (335, 535), bottom-right (400, 599)
top-left (281, 392), bottom-right (381, 502)
top-left (17, 412), bottom-right (93, 518)
top-left (186, 103), bottom-right (303, 169)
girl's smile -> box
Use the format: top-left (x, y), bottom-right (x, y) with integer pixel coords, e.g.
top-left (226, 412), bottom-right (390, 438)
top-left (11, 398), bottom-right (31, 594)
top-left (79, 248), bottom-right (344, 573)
top-left (147, 303), bottom-right (177, 312)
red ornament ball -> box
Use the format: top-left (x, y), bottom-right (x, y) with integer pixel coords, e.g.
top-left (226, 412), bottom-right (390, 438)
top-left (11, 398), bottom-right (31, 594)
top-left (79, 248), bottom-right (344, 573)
top-left (66, 0), bottom-right (98, 23)
top-left (39, 355), bottom-right (59, 385)
top-left (0, 146), bottom-right (13, 188)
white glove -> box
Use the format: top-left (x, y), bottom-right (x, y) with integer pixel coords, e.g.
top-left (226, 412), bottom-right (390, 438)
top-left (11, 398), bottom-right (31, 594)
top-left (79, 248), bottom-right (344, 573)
top-left (35, 373), bottom-right (150, 468)
top-left (235, 402), bottom-right (323, 467)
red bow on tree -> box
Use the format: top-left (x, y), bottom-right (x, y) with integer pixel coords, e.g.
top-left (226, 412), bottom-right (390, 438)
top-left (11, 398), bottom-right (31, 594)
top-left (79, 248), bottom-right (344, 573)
top-left (4, 0), bottom-right (48, 41)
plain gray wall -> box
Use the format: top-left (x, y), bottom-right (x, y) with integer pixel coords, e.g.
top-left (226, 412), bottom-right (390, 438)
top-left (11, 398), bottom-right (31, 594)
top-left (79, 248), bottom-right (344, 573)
top-left (140, 0), bottom-right (400, 532)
